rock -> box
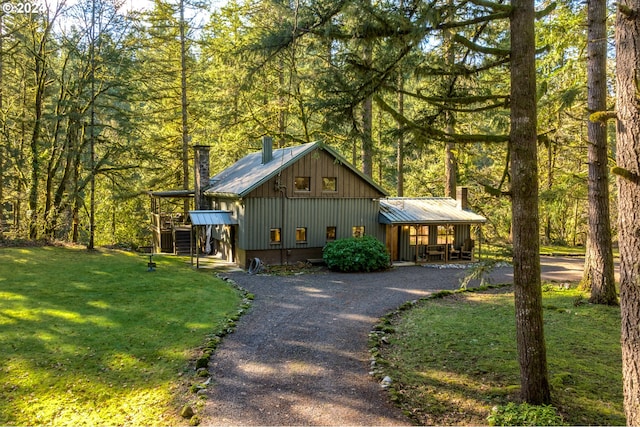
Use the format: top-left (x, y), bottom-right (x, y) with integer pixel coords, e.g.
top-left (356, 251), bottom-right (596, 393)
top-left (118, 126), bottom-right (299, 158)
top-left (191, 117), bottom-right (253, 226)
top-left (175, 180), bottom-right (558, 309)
top-left (195, 356), bottom-right (209, 369)
top-left (381, 376), bottom-right (392, 388)
top-left (181, 405), bottom-right (194, 418)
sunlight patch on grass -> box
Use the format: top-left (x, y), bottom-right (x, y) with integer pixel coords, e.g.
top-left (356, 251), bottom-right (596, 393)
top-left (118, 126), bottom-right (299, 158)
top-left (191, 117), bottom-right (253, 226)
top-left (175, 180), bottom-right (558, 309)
top-left (185, 321), bottom-right (215, 330)
top-left (0, 246), bottom-right (242, 425)
top-left (39, 308), bottom-right (85, 322)
top-left (0, 292), bottom-right (26, 301)
top-left (86, 300), bottom-right (111, 309)
top-left (1, 308), bottom-right (39, 322)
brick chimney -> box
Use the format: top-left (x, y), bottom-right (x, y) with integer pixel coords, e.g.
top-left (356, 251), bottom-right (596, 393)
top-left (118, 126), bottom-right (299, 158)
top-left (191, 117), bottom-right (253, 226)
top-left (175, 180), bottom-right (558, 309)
top-left (193, 145), bottom-right (211, 210)
top-left (456, 186), bottom-right (468, 210)
top-left (261, 136), bottom-right (273, 164)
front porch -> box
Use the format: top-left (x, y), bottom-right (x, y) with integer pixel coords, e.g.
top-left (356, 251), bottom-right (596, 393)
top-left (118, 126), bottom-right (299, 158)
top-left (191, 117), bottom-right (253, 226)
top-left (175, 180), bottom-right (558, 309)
top-left (379, 197), bottom-right (486, 265)
top-left (385, 223), bottom-right (481, 264)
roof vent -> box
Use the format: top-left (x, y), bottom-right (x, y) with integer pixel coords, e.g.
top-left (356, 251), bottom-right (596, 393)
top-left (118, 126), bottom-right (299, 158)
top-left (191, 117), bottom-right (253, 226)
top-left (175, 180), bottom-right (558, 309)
top-left (262, 136), bottom-right (273, 164)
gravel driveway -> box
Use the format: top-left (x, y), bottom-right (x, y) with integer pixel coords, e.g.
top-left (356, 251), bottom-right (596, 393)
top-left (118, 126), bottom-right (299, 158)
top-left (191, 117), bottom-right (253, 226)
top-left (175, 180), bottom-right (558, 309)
top-left (201, 258), bottom-right (587, 426)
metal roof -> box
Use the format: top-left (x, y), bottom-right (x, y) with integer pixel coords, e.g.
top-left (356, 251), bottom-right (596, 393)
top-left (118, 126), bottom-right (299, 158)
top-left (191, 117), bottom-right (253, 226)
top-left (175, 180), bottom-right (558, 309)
top-left (189, 210), bottom-right (237, 225)
top-left (204, 141), bottom-right (388, 198)
top-left (379, 198), bottom-right (486, 225)
top-left (148, 189), bottom-right (194, 198)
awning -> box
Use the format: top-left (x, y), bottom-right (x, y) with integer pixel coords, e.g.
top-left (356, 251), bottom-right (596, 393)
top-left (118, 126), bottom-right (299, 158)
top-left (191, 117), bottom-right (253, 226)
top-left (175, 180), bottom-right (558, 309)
top-left (189, 210), bottom-right (237, 225)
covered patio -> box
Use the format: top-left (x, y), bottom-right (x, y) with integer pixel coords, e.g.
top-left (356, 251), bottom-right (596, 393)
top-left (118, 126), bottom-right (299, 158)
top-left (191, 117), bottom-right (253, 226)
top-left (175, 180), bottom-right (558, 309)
top-left (379, 197), bottom-right (486, 264)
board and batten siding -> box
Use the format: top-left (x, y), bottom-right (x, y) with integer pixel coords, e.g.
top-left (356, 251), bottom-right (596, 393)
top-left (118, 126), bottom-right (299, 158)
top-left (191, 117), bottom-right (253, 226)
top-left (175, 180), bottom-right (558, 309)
top-left (250, 148), bottom-right (383, 199)
top-left (239, 197), bottom-right (384, 250)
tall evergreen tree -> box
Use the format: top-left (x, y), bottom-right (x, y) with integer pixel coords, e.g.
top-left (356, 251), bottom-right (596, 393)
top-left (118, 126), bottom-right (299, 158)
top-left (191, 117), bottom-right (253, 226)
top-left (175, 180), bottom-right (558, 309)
top-left (510, 0), bottom-right (551, 404)
top-left (580, 0), bottom-right (617, 305)
top-left (614, 0), bottom-right (640, 420)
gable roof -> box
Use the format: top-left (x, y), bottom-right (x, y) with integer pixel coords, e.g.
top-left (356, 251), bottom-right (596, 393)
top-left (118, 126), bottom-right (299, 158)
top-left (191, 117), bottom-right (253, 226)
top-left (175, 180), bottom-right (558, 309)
top-left (204, 141), bottom-right (388, 198)
top-left (379, 198), bottom-right (486, 225)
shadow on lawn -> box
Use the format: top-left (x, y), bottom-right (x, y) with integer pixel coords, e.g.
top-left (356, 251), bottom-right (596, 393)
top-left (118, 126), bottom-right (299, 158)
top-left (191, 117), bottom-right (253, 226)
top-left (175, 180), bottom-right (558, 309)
top-left (370, 286), bottom-right (625, 426)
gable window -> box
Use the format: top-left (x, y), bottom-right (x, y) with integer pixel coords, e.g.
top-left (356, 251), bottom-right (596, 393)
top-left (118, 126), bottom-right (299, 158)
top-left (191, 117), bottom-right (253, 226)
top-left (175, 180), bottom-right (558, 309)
top-left (296, 227), bottom-right (307, 242)
top-left (294, 177), bottom-right (310, 191)
top-left (352, 226), bottom-right (365, 237)
top-left (326, 226), bottom-right (336, 241)
top-left (322, 177), bottom-right (337, 192)
top-left (270, 228), bottom-right (281, 243)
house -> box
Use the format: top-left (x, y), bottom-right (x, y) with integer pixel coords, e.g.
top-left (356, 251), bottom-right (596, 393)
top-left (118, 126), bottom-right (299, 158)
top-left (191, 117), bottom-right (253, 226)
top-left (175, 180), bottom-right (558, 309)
top-left (149, 137), bottom-right (486, 268)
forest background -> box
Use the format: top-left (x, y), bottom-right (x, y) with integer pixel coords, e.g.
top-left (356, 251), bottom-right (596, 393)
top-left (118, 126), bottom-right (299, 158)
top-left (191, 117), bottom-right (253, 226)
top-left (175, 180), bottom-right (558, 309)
top-left (0, 0), bottom-right (613, 250)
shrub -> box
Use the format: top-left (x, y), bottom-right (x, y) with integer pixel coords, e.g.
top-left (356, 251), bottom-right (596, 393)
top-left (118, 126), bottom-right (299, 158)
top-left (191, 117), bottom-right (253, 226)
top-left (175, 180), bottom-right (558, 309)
top-left (323, 235), bottom-right (390, 272)
top-left (487, 402), bottom-right (565, 426)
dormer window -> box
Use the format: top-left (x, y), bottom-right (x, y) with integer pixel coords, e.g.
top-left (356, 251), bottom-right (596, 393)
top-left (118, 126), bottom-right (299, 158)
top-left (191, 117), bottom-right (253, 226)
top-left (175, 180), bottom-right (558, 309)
top-left (294, 177), bottom-right (310, 191)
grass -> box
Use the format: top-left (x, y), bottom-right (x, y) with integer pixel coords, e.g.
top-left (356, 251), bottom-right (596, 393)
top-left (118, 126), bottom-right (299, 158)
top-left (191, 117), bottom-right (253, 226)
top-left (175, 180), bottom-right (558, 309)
top-left (539, 245), bottom-right (587, 256)
top-left (482, 242), bottom-right (619, 259)
top-left (373, 285), bottom-right (624, 425)
top-left (0, 245), bottom-right (242, 426)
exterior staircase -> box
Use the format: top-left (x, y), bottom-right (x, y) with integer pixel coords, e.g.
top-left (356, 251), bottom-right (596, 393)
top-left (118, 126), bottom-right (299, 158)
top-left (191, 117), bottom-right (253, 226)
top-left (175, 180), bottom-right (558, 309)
top-left (174, 226), bottom-right (193, 255)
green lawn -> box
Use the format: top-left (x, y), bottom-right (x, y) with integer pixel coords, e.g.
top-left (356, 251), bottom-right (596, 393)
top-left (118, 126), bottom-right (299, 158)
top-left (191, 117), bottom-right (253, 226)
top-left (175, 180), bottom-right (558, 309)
top-left (0, 246), bottom-right (242, 426)
top-left (373, 285), bottom-right (624, 425)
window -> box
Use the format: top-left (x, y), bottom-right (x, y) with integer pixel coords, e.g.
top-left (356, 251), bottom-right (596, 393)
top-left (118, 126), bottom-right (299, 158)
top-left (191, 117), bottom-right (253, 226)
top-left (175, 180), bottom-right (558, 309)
top-left (352, 226), bottom-right (365, 237)
top-left (326, 226), bottom-right (336, 241)
top-left (296, 227), bottom-right (307, 242)
top-left (437, 225), bottom-right (454, 244)
top-left (270, 228), bottom-right (281, 243)
top-left (409, 225), bottom-right (429, 246)
top-left (294, 177), bottom-right (310, 191)
top-left (322, 177), bottom-right (337, 192)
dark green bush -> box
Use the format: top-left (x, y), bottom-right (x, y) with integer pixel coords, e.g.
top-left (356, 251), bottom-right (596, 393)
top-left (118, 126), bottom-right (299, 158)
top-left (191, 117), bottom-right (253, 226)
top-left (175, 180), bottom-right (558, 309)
top-left (322, 235), bottom-right (390, 272)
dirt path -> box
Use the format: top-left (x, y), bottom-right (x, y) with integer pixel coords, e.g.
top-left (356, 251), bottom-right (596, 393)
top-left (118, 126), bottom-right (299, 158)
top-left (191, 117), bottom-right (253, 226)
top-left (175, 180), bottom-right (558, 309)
top-left (201, 257), bottom-right (590, 426)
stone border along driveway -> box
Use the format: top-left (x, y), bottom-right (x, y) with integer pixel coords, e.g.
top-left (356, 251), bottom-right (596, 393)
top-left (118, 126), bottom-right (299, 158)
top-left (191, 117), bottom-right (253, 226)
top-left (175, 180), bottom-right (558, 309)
top-left (199, 257), bottom-right (588, 426)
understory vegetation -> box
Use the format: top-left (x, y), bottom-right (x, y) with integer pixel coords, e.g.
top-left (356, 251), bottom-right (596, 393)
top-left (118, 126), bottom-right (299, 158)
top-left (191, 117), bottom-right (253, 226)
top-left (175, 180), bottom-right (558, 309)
top-left (0, 246), bottom-right (242, 426)
top-left (370, 285), bottom-right (623, 425)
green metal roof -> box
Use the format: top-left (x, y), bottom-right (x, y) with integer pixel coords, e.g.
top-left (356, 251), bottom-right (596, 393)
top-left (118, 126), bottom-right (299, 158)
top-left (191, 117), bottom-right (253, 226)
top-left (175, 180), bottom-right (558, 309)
top-left (379, 198), bottom-right (486, 225)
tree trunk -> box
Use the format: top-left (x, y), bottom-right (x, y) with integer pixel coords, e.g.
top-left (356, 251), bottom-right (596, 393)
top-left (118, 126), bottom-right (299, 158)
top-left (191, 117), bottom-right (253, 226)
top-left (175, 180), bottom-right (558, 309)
top-left (509, 0), bottom-right (551, 405)
top-left (397, 72), bottom-right (404, 197)
top-left (444, 139), bottom-right (456, 197)
top-left (615, 0), bottom-right (640, 421)
top-left (582, 0), bottom-right (617, 305)
top-left (0, 15), bottom-right (4, 240)
top-left (361, 2), bottom-right (373, 178)
top-left (180, 0), bottom-right (190, 217)
top-left (29, 47), bottom-right (47, 240)
top-left (88, 0), bottom-right (96, 250)
top-left (444, 10), bottom-right (457, 199)
top-left (362, 92), bottom-right (373, 177)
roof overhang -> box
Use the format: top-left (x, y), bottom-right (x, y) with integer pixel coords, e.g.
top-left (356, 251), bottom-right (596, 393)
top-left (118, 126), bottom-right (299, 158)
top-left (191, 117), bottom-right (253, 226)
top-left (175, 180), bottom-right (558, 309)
top-left (189, 210), bottom-right (238, 225)
top-left (148, 189), bottom-right (194, 198)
